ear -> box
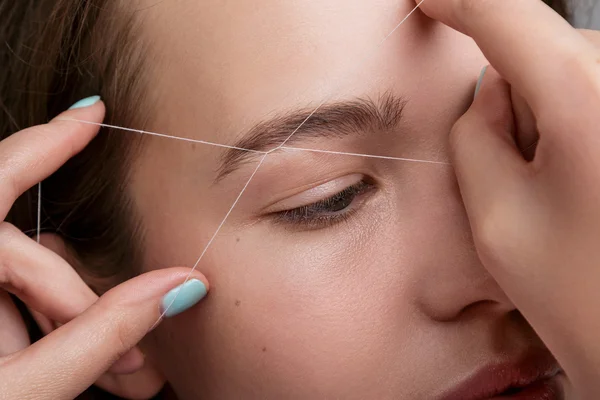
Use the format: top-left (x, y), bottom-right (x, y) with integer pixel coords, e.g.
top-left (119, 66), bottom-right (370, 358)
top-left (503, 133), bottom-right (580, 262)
top-left (38, 233), bottom-right (167, 399)
top-left (94, 355), bottom-right (166, 400)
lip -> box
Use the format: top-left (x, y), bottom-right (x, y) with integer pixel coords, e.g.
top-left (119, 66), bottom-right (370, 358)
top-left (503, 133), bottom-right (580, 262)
top-left (438, 351), bottom-right (564, 400)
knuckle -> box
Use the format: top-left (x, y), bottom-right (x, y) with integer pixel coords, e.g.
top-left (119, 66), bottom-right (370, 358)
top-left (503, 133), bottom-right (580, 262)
top-left (454, 0), bottom-right (494, 18)
top-left (0, 124), bottom-right (54, 204)
top-left (113, 318), bottom-right (133, 357)
top-left (94, 299), bottom-right (135, 357)
top-left (471, 203), bottom-right (514, 266)
top-left (0, 221), bottom-right (20, 241)
top-left (0, 164), bottom-right (20, 208)
top-left (0, 223), bottom-right (21, 284)
top-left (23, 124), bottom-right (55, 146)
top-left (537, 51), bottom-right (600, 137)
top-left (561, 52), bottom-right (600, 97)
top-left (577, 29), bottom-right (600, 48)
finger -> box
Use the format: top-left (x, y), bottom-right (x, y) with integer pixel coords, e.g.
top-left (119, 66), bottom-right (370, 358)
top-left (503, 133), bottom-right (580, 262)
top-left (3, 268), bottom-right (209, 400)
top-left (0, 98), bottom-right (104, 219)
top-left (509, 29), bottom-right (600, 160)
top-left (0, 291), bottom-right (29, 356)
top-left (579, 29), bottom-right (600, 47)
top-left (0, 223), bottom-right (97, 322)
top-left (511, 89), bottom-right (538, 161)
top-left (484, 29), bottom-right (600, 162)
top-left (418, 0), bottom-right (599, 115)
top-left (27, 307), bottom-right (55, 336)
top-left (451, 67), bottom-right (527, 226)
top-left (0, 225), bottom-right (142, 372)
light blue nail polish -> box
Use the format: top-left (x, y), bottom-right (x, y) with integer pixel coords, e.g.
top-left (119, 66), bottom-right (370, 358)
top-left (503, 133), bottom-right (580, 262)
top-left (474, 66), bottom-right (488, 98)
top-left (68, 95), bottom-right (101, 110)
top-left (161, 279), bottom-right (207, 318)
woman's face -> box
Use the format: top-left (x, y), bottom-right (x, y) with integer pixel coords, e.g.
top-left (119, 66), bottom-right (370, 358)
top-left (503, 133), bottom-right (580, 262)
top-left (125, 0), bottom-right (566, 398)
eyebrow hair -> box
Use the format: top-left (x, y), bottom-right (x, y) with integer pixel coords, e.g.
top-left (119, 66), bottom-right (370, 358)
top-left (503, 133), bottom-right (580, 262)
top-left (216, 92), bottom-right (407, 181)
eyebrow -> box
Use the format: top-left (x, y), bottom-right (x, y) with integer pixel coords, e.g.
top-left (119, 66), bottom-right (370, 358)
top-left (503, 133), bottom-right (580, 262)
top-left (216, 92), bottom-right (407, 181)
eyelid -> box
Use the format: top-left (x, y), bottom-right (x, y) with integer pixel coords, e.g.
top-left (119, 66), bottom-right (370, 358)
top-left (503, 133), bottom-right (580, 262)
top-left (264, 174), bottom-right (365, 213)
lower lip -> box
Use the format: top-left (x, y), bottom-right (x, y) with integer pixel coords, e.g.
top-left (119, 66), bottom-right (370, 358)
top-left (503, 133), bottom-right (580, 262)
top-left (490, 374), bottom-right (564, 400)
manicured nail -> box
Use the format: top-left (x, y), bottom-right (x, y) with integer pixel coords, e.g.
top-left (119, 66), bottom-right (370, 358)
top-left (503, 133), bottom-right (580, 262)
top-left (474, 66), bottom-right (488, 98)
top-left (161, 279), bottom-right (207, 318)
top-left (68, 95), bottom-right (101, 110)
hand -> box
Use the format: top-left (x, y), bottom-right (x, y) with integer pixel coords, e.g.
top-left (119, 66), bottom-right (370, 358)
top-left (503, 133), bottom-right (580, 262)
top-left (418, 0), bottom-right (600, 396)
top-left (0, 100), bottom-right (209, 399)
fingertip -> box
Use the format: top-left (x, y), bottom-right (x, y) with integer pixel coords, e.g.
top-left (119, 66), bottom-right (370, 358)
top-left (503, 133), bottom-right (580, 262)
top-left (46, 98), bottom-right (105, 152)
top-left (473, 65), bottom-right (488, 98)
top-left (415, 0), bottom-right (459, 31)
top-left (470, 67), bottom-right (514, 133)
top-left (68, 95), bottom-right (101, 110)
top-left (53, 96), bottom-right (106, 126)
top-left (160, 276), bottom-right (209, 319)
top-left (415, 0), bottom-right (435, 16)
top-left (163, 266), bottom-right (210, 292)
top-left (193, 272), bottom-right (210, 292)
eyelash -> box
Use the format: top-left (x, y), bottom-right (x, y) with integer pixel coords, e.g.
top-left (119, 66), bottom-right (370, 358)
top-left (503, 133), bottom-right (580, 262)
top-left (271, 179), bottom-right (375, 230)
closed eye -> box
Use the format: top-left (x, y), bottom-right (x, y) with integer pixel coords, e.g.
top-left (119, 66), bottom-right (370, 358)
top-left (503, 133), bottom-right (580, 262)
top-left (270, 178), bottom-right (375, 230)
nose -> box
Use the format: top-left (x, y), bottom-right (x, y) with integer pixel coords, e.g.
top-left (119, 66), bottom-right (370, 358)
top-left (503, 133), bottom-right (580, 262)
top-left (415, 243), bottom-right (516, 322)
top-left (409, 180), bottom-right (516, 323)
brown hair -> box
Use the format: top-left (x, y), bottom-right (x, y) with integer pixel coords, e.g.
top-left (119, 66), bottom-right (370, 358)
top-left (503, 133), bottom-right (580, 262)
top-left (0, 0), bottom-right (150, 291)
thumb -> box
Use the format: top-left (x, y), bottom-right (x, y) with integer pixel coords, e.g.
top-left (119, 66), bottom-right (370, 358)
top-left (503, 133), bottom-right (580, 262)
top-left (451, 66), bottom-right (527, 228)
top-left (1, 268), bottom-right (209, 400)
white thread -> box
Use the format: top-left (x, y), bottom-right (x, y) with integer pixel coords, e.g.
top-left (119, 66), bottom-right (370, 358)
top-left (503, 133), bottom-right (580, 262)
top-left (156, 0), bottom-right (428, 320)
top-left (272, 98), bottom-right (328, 151)
top-left (379, 0), bottom-right (425, 44)
top-left (27, 2), bottom-right (432, 323)
top-left (279, 146), bottom-right (450, 165)
top-left (36, 182), bottom-right (41, 244)
top-left (151, 153), bottom-right (269, 329)
top-left (62, 118), bottom-right (267, 154)
top-left (65, 117), bottom-right (448, 164)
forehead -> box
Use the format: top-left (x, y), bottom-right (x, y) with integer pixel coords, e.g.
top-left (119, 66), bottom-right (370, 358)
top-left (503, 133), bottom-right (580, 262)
top-left (134, 0), bottom-right (482, 142)
top-left (139, 0), bottom-right (401, 91)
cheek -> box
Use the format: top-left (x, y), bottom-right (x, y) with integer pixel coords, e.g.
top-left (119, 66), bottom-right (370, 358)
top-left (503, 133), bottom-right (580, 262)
top-left (144, 167), bottom-right (462, 398)
top-left (149, 223), bottom-right (421, 397)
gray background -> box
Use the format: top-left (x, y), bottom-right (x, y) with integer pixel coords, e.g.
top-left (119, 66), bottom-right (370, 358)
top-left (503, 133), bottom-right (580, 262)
top-left (559, 0), bottom-right (600, 28)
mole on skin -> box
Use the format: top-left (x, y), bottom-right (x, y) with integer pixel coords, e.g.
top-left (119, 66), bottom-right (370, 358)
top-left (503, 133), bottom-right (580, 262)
top-left (235, 300), bottom-right (241, 306)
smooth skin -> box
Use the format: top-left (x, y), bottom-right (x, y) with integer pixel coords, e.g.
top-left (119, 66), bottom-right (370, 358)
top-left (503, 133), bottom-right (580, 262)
top-left (0, 0), bottom-right (599, 399)
top-left (0, 101), bottom-right (210, 399)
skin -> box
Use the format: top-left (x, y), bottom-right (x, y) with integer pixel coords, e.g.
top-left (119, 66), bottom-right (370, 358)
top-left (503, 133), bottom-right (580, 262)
top-left (128, 0), bottom-right (559, 398)
top-left (0, 1), bottom-right (600, 399)
top-left (420, 1), bottom-right (600, 397)
top-left (130, 0), bottom-right (497, 398)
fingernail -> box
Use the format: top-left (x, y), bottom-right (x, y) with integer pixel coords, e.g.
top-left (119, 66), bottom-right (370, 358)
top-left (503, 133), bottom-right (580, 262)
top-left (161, 279), bottom-right (207, 318)
top-left (474, 66), bottom-right (488, 98)
top-left (68, 95), bottom-right (101, 110)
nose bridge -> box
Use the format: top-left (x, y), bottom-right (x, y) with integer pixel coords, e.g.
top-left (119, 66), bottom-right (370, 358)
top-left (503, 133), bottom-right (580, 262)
top-left (406, 186), bottom-right (516, 323)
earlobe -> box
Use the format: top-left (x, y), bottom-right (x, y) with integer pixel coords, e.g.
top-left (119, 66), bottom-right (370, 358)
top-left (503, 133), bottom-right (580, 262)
top-left (94, 356), bottom-right (166, 399)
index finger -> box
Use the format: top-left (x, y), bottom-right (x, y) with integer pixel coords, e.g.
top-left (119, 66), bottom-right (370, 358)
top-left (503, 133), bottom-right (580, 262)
top-left (418, 0), bottom-right (600, 115)
top-left (2, 268), bottom-right (209, 400)
top-left (0, 98), bottom-right (104, 219)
